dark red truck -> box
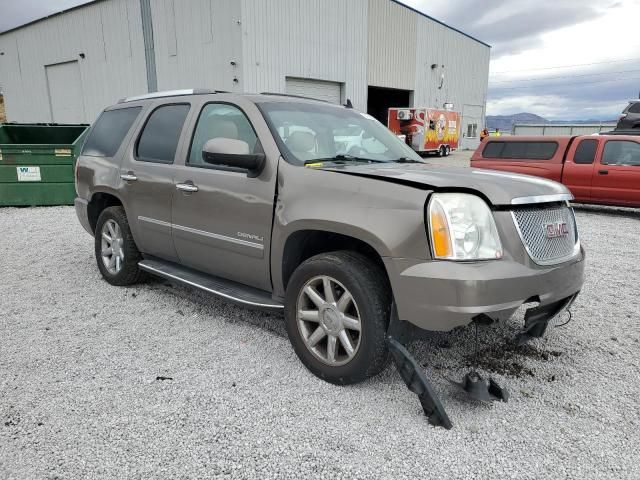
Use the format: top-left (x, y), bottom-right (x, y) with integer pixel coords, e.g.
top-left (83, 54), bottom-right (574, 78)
top-left (471, 135), bottom-right (640, 207)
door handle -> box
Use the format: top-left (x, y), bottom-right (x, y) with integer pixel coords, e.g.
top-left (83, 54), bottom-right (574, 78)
top-left (598, 169), bottom-right (608, 175)
top-left (176, 183), bottom-right (199, 193)
top-left (120, 173), bottom-right (138, 182)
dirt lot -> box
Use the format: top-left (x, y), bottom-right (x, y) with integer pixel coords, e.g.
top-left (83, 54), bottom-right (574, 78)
top-left (1, 188), bottom-right (639, 478)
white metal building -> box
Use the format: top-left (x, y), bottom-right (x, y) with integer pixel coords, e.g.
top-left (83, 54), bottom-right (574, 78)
top-left (0, 0), bottom-right (490, 149)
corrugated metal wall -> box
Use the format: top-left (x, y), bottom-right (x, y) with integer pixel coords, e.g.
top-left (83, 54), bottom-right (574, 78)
top-left (150, 0), bottom-right (243, 93)
top-left (367, 0), bottom-right (417, 90)
top-left (0, 0), bottom-right (147, 123)
top-left (513, 124), bottom-right (617, 136)
top-left (368, 0), bottom-right (489, 150)
top-left (0, 0), bottom-right (489, 133)
top-left (240, 0), bottom-right (369, 110)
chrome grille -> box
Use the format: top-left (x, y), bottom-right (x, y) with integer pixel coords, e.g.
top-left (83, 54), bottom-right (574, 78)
top-left (511, 204), bottom-right (579, 265)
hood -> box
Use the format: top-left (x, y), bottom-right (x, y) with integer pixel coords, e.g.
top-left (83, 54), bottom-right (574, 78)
top-left (323, 163), bottom-right (571, 206)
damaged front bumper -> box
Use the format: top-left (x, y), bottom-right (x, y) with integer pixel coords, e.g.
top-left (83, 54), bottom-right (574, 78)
top-left (384, 246), bottom-right (585, 332)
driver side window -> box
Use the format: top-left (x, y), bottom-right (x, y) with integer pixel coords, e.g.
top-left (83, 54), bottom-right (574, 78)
top-left (188, 103), bottom-right (258, 167)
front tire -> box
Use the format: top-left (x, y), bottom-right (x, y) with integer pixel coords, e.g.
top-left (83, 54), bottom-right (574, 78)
top-left (94, 206), bottom-right (145, 286)
top-left (284, 251), bottom-right (391, 385)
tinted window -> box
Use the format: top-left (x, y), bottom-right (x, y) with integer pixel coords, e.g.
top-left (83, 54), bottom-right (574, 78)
top-left (188, 103), bottom-right (259, 167)
top-left (602, 140), bottom-right (640, 166)
top-left (136, 104), bottom-right (190, 163)
top-left (573, 139), bottom-right (597, 164)
top-left (82, 107), bottom-right (141, 157)
top-left (482, 141), bottom-right (504, 158)
top-left (627, 102), bottom-right (640, 114)
top-left (482, 141), bottom-right (558, 160)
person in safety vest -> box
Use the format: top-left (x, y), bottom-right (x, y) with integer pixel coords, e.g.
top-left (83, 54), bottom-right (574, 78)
top-left (492, 128), bottom-right (502, 137)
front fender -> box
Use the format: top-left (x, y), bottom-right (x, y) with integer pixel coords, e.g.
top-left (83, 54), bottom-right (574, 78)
top-left (270, 161), bottom-right (431, 296)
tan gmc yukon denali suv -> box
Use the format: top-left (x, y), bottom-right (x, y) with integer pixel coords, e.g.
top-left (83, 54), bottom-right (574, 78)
top-left (75, 90), bottom-right (585, 428)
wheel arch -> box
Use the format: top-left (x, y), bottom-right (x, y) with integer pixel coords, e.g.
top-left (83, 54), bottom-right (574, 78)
top-left (87, 190), bottom-right (125, 234)
top-left (278, 226), bottom-right (391, 296)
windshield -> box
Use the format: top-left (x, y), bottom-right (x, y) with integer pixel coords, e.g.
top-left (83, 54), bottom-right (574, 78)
top-left (259, 102), bottom-right (423, 165)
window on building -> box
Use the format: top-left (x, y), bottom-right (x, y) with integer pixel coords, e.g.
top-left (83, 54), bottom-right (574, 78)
top-left (573, 139), bottom-right (598, 164)
top-left (136, 104), bottom-right (190, 164)
top-left (82, 107), bottom-right (141, 157)
top-left (188, 103), bottom-right (259, 167)
top-left (467, 123), bottom-right (478, 138)
top-left (602, 140), bottom-right (640, 166)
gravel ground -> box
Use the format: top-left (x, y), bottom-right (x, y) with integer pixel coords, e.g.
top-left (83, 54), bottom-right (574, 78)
top-left (1, 202), bottom-right (639, 479)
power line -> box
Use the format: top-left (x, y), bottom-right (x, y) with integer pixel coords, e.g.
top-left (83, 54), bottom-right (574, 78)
top-left (490, 57), bottom-right (640, 75)
top-left (490, 68), bottom-right (640, 84)
top-left (491, 75), bottom-right (640, 91)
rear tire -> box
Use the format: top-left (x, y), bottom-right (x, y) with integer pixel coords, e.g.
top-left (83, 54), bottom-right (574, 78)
top-left (94, 206), bottom-right (145, 286)
top-left (284, 251), bottom-right (391, 385)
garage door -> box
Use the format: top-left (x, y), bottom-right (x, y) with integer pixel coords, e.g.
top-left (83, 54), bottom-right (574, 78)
top-left (45, 61), bottom-right (85, 124)
top-left (285, 77), bottom-right (342, 104)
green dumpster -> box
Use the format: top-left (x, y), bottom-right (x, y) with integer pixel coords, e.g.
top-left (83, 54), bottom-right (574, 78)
top-left (0, 123), bottom-right (89, 206)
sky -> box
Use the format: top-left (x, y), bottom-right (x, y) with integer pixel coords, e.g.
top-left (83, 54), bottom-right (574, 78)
top-left (402, 0), bottom-right (640, 120)
top-left (2, 0), bottom-right (640, 120)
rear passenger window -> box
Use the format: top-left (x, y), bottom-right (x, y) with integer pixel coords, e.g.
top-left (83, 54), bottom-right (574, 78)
top-left (573, 139), bottom-right (597, 164)
top-left (482, 141), bottom-right (558, 160)
top-left (82, 107), bottom-right (141, 157)
top-left (602, 140), bottom-right (640, 166)
top-left (136, 104), bottom-right (190, 164)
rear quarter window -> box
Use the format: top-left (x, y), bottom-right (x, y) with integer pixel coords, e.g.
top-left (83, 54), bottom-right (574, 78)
top-left (82, 107), bottom-right (141, 157)
top-left (482, 141), bottom-right (558, 160)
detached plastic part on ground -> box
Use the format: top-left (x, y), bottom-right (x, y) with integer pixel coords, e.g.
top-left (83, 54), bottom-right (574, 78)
top-left (386, 296), bottom-right (578, 429)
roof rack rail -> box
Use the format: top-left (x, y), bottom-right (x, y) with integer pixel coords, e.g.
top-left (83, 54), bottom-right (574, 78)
top-left (259, 92), bottom-right (329, 103)
top-left (118, 88), bottom-right (216, 103)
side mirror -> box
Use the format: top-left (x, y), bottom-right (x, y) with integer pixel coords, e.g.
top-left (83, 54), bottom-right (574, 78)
top-left (202, 138), bottom-right (265, 178)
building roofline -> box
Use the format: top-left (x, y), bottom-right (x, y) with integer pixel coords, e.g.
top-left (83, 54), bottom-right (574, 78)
top-left (391, 0), bottom-right (491, 48)
top-left (1, 0), bottom-right (491, 50)
top-left (0, 0), bottom-right (101, 35)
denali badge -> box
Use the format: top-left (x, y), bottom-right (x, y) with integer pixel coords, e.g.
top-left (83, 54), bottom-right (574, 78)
top-left (543, 222), bottom-right (569, 238)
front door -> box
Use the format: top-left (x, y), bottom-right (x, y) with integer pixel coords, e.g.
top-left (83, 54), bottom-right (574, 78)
top-left (171, 102), bottom-right (277, 291)
top-left (592, 139), bottom-right (640, 206)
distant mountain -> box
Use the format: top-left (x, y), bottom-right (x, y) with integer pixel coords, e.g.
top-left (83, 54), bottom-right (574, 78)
top-left (486, 113), bottom-right (618, 132)
top-left (486, 113), bottom-right (547, 132)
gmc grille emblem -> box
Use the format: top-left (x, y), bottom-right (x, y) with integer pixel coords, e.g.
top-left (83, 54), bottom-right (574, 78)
top-left (543, 222), bottom-right (569, 238)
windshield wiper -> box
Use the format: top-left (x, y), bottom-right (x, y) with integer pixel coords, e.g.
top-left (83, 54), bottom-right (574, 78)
top-left (393, 157), bottom-right (424, 164)
top-left (304, 154), bottom-right (388, 166)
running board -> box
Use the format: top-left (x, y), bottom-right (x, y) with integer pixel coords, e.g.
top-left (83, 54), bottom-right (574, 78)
top-left (138, 258), bottom-right (284, 311)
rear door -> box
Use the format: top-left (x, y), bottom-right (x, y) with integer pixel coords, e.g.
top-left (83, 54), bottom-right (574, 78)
top-left (170, 99), bottom-right (277, 291)
top-left (119, 102), bottom-right (192, 262)
top-left (562, 137), bottom-right (598, 202)
top-left (591, 139), bottom-right (640, 206)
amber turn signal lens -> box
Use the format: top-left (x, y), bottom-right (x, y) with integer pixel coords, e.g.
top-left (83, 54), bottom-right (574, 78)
top-left (430, 202), bottom-right (452, 258)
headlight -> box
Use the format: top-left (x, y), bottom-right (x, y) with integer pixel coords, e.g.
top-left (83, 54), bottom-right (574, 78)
top-left (428, 193), bottom-right (503, 260)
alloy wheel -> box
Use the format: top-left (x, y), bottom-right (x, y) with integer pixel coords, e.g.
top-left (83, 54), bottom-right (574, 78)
top-left (100, 219), bottom-right (125, 275)
top-left (296, 275), bottom-right (362, 366)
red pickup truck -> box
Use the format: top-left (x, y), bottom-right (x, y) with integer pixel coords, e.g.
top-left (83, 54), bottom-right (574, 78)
top-left (470, 135), bottom-right (640, 207)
